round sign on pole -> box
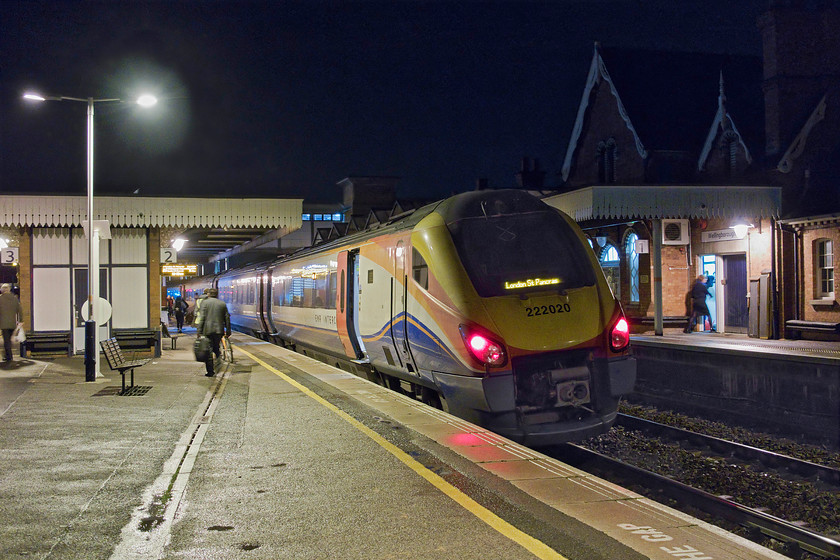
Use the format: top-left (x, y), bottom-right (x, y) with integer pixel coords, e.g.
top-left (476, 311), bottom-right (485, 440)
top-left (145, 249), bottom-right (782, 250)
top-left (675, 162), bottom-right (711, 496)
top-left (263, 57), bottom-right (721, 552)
top-left (80, 297), bottom-right (113, 326)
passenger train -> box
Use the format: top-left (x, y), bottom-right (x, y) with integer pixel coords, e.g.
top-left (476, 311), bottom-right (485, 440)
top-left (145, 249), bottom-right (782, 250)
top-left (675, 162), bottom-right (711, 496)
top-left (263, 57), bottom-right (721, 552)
top-left (180, 189), bottom-right (636, 445)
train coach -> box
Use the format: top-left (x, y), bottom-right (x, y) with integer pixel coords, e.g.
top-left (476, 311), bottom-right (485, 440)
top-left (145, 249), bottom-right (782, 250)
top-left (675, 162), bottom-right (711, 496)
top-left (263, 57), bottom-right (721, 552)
top-left (182, 189), bottom-right (636, 445)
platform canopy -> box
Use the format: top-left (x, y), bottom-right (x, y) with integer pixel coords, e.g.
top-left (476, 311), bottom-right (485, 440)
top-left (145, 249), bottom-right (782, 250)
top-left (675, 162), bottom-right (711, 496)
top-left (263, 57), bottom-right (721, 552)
top-left (1, 195), bottom-right (303, 262)
top-left (543, 185), bottom-right (782, 221)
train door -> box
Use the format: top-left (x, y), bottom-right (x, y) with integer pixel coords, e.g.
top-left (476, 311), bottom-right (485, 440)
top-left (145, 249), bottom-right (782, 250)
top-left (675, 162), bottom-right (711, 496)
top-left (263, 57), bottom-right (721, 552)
top-left (257, 271), bottom-right (270, 336)
top-left (391, 241), bottom-right (417, 373)
top-left (336, 250), bottom-right (365, 360)
top-left (722, 254), bottom-right (748, 333)
top-left (264, 269), bottom-right (277, 335)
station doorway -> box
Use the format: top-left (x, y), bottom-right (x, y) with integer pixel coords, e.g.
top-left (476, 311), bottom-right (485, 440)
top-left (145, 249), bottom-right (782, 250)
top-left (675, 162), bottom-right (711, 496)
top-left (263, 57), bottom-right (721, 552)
top-left (700, 253), bottom-right (748, 334)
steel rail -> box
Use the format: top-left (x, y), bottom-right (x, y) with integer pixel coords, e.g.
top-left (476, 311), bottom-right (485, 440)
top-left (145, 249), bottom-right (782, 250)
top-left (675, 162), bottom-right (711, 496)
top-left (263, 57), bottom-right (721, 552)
top-left (617, 413), bottom-right (840, 485)
top-left (557, 443), bottom-right (840, 559)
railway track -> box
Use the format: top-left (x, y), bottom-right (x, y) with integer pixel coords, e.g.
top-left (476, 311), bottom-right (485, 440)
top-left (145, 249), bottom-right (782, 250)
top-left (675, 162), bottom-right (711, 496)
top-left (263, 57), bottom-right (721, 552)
top-left (549, 413), bottom-right (840, 559)
top-left (615, 413), bottom-right (840, 487)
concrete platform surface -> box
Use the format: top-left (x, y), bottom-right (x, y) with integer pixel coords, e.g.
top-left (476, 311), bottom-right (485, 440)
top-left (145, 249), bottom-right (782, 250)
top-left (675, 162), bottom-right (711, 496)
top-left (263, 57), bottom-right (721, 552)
top-left (0, 333), bottom-right (790, 560)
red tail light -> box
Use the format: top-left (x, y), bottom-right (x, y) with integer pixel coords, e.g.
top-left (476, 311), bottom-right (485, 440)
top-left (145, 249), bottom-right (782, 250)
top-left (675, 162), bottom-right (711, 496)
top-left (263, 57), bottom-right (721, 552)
top-left (610, 317), bottom-right (630, 352)
top-left (459, 325), bottom-right (507, 367)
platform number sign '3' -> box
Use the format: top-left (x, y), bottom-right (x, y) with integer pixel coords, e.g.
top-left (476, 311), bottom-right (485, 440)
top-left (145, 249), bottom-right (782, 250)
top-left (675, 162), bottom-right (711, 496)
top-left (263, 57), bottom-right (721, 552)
top-left (160, 248), bottom-right (178, 264)
top-left (1, 247), bottom-right (19, 265)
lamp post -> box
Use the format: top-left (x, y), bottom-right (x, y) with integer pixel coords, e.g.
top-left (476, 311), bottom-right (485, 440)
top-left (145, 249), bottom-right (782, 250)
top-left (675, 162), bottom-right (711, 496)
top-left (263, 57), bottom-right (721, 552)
top-left (23, 92), bottom-right (157, 381)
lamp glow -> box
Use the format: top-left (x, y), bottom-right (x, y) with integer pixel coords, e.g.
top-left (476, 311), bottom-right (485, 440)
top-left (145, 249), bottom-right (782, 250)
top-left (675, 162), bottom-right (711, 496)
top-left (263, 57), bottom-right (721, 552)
top-left (173, 238), bottom-right (186, 251)
top-left (137, 94), bottom-right (158, 107)
top-left (729, 222), bottom-right (753, 239)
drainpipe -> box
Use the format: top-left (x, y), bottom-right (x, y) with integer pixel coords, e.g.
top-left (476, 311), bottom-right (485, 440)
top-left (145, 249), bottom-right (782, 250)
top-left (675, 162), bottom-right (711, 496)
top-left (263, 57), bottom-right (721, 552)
top-left (652, 218), bottom-right (663, 335)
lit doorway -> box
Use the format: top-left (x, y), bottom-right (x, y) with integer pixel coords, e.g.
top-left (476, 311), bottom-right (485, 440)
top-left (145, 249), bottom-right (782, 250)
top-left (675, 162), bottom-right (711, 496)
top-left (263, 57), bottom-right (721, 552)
top-left (700, 254), bottom-right (717, 330)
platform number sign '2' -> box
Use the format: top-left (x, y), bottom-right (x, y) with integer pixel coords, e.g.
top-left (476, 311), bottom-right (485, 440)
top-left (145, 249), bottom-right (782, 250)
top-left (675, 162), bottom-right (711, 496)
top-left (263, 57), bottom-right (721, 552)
top-left (1, 247), bottom-right (19, 265)
top-left (160, 248), bottom-right (178, 264)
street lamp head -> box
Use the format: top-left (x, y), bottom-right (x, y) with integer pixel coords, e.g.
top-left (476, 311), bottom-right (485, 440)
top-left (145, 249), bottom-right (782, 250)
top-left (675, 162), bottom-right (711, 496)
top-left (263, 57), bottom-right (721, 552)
top-left (137, 94), bottom-right (157, 107)
top-left (23, 93), bottom-right (47, 102)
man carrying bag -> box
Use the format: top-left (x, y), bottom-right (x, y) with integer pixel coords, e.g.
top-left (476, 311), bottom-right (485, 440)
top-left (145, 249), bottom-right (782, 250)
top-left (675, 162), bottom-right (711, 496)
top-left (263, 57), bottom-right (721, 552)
top-left (195, 288), bottom-right (231, 377)
top-left (1, 283), bottom-right (23, 366)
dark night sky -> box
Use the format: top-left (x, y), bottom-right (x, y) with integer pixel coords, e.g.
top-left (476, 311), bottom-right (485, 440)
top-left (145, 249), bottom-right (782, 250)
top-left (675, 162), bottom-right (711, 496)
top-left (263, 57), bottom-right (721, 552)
top-left (1, 1), bottom-right (767, 204)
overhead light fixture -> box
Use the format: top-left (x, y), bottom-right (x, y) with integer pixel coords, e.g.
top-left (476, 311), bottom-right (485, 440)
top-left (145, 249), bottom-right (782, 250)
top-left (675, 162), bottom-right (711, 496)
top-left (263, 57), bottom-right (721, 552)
top-left (173, 238), bottom-right (186, 251)
top-left (0, 238), bottom-right (8, 249)
top-left (729, 221), bottom-right (754, 239)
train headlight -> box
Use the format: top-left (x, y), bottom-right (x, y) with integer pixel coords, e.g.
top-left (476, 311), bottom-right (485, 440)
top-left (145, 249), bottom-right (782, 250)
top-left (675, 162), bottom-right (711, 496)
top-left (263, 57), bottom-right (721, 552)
top-left (459, 325), bottom-right (507, 367)
top-left (609, 317), bottom-right (630, 352)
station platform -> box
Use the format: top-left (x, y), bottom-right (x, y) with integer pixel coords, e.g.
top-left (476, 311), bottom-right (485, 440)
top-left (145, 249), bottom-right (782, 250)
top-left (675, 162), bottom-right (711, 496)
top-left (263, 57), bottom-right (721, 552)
top-left (0, 331), bottom-right (791, 560)
top-left (632, 330), bottom-right (840, 361)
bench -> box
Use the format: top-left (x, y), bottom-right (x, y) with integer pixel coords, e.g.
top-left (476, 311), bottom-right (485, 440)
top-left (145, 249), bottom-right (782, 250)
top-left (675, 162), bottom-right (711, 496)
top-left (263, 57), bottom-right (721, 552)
top-left (100, 337), bottom-right (151, 394)
top-left (785, 320), bottom-right (840, 339)
top-left (24, 331), bottom-right (73, 357)
top-left (113, 328), bottom-right (161, 357)
top-left (160, 322), bottom-right (182, 350)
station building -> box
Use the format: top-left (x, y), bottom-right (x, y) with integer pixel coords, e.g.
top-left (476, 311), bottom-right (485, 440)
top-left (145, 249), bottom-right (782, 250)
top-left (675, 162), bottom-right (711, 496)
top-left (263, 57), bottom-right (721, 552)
top-left (546, 2), bottom-right (840, 339)
top-left (0, 196), bottom-right (300, 354)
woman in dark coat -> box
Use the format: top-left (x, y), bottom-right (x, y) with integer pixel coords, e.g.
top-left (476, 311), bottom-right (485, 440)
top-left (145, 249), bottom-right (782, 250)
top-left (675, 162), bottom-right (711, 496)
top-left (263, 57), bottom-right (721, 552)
top-left (684, 275), bottom-right (712, 333)
top-left (174, 297), bottom-right (188, 332)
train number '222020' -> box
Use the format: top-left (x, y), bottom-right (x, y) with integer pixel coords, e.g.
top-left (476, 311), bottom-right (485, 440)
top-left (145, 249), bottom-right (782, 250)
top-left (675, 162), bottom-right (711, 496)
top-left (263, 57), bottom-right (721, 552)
top-left (526, 304), bottom-right (571, 317)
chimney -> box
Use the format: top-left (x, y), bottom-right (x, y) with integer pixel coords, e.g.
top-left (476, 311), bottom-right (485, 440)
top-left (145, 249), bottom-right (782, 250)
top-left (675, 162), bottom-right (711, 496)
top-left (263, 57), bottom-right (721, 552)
top-left (515, 156), bottom-right (546, 189)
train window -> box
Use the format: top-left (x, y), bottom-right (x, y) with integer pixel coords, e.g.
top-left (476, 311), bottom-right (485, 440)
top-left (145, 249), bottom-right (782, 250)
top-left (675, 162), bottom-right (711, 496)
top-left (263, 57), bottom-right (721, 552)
top-left (448, 210), bottom-right (596, 297)
top-left (367, 269), bottom-right (373, 283)
top-left (314, 272), bottom-right (328, 307)
top-left (340, 271), bottom-right (345, 313)
top-left (328, 271), bottom-right (337, 308)
top-left (273, 278), bottom-right (285, 307)
top-left (412, 247), bottom-right (429, 290)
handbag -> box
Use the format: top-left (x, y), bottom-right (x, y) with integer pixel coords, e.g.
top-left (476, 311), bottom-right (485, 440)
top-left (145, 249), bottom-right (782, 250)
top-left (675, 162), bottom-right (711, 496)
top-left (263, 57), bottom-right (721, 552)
top-left (11, 324), bottom-right (26, 344)
top-left (193, 336), bottom-right (211, 362)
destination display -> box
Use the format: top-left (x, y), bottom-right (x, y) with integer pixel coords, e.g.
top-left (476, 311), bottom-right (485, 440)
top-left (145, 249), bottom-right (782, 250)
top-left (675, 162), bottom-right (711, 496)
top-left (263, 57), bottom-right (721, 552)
top-left (504, 277), bottom-right (560, 290)
top-left (161, 264), bottom-right (198, 277)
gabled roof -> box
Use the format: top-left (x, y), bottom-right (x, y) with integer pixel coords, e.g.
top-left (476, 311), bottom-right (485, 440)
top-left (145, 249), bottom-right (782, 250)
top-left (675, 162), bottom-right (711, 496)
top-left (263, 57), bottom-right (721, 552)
top-left (562, 43), bottom-right (763, 181)
top-left (543, 185), bottom-right (781, 221)
top-left (698, 72), bottom-right (754, 171)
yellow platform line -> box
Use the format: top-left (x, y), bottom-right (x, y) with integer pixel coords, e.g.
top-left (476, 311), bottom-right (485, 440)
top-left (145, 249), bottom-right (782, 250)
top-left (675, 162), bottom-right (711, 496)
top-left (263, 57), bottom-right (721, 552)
top-left (236, 346), bottom-right (566, 560)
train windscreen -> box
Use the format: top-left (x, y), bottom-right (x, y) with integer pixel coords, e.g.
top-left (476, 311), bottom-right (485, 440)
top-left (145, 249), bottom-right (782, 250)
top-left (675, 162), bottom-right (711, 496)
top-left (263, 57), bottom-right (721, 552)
top-left (447, 209), bottom-right (596, 298)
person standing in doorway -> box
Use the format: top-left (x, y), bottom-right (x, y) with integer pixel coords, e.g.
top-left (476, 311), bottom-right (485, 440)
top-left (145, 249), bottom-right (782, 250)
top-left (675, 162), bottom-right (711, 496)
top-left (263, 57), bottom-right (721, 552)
top-left (684, 275), bottom-right (712, 333)
top-left (196, 288), bottom-right (230, 377)
top-left (0, 283), bottom-right (23, 365)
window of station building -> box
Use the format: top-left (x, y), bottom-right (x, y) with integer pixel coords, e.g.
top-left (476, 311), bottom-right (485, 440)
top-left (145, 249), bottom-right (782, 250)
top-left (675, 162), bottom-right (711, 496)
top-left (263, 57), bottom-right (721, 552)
top-left (313, 214), bottom-right (323, 221)
top-left (332, 213), bottom-right (343, 222)
top-left (625, 232), bottom-right (640, 303)
top-left (816, 238), bottom-right (834, 298)
top-left (597, 138), bottom-right (617, 184)
top-left (301, 213), bottom-right (311, 221)
top-left (412, 247), bottom-right (429, 290)
top-left (599, 243), bottom-right (620, 298)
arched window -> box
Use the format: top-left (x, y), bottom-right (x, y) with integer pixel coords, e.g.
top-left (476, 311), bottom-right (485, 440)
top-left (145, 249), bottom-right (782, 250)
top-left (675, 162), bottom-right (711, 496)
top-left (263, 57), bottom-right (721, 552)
top-left (625, 232), bottom-right (640, 303)
top-left (721, 131), bottom-right (739, 177)
top-left (597, 138), bottom-right (617, 184)
top-left (599, 243), bottom-right (620, 297)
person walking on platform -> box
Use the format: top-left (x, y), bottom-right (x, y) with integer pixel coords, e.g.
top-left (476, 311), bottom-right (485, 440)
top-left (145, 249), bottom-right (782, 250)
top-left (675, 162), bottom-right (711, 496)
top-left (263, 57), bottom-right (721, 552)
top-left (193, 288), bottom-right (209, 327)
top-left (196, 288), bottom-right (230, 377)
top-left (684, 274), bottom-right (712, 333)
top-left (174, 296), bottom-right (188, 333)
top-left (0, 283), bottom-right (23, 365)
